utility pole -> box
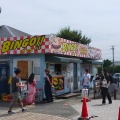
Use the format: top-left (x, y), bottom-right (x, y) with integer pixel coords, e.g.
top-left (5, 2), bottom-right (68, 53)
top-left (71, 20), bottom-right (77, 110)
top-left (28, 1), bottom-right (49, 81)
top-left (0, 7), bottom-right (1, 13)
top-left (111, 46), bottom-right (115, 74)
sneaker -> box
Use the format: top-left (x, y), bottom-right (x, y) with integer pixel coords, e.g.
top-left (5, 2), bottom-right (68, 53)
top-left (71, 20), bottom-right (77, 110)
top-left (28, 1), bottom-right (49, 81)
top-left (8, 111), bottom-right (14, 114)
top-left (102, 101), bottom-right (106, 105)
top-left (109, 102), bottom-right (112, 104)
top-left (22, 108), bottom-right (27, 112)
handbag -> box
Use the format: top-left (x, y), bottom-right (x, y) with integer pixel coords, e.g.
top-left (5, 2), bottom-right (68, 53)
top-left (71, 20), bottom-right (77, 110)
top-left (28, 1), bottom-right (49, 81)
top-left (101, 74), bottom-right (108, 88)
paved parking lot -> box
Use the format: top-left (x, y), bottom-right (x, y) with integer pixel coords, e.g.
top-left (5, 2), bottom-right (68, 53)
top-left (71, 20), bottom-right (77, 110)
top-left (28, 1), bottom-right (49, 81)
top-left (0, 96), bottom-right (120, 120)
top-left (0, 110), bottom-right (70, 120)
top-left (71, 98), bottom-right (120, 120)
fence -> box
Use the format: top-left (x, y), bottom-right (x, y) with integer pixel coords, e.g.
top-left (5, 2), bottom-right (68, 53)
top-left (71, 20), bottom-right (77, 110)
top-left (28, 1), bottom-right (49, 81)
top-left (114, 78), bottom-right (120, 99)
top-left (93, 80), bottom-right (101, 99)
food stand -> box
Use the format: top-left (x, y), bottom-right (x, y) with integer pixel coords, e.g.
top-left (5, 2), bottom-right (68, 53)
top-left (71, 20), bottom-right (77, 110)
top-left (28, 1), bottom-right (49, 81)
top-left (0, 34), bottom-right (102, 98)
top-left (46, 62), bottom-right (71, 95)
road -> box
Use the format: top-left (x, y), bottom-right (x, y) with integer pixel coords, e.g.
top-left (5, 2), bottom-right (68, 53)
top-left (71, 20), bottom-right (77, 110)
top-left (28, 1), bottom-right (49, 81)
top-left (0, 95), bottom-right (120, 120)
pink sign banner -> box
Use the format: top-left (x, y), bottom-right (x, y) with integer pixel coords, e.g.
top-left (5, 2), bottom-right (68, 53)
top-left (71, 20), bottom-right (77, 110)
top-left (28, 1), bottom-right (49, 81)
top-left (49, 35), bottom-right (88, 58)
top-left (88, 47), bottom-right (102, 60)
top-left (0, 34), bottom-right (102, 60)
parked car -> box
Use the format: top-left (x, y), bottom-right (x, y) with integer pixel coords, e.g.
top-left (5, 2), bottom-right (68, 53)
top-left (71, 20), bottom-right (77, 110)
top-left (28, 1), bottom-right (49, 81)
top-left (113, 73), bottom-right (120, 80)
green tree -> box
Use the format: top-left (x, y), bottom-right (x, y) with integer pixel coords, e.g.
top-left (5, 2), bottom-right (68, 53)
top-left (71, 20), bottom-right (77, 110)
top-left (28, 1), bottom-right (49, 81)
top-left (97, 67), bottom-right (102, 73)
top-left (98, 59), bottom-right (112, 73)
top-left (114, 66), bottom-right (120, 73)
top-left (103, 59), bottom-right (112, 71)
top-left (98, 59), bottom-right (120, 74)
top-left (56, 27), bottom-right (91, 45)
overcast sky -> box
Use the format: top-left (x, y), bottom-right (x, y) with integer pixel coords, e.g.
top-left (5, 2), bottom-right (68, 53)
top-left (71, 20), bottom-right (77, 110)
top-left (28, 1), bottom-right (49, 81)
top-left (0, 0), bottom-right (120, 61)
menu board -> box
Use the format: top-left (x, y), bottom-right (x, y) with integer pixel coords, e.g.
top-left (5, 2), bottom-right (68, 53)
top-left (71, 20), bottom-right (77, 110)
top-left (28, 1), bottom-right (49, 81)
top-left (52, 76), bottom-right (64, 91)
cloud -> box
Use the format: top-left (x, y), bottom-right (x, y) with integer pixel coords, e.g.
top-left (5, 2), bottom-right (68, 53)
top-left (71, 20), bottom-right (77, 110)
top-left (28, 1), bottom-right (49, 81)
top-left (0, 0), bottom-right (120, 60)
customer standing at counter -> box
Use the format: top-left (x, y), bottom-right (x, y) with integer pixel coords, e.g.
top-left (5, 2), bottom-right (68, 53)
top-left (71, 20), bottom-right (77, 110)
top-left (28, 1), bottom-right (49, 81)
top-left (44, 69), bottom-right (53, 103)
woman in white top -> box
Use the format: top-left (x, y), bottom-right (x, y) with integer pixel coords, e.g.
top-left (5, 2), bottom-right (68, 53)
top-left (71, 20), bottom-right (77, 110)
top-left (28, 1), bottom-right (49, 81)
top-left (82, 69), bottom-right (91, 96)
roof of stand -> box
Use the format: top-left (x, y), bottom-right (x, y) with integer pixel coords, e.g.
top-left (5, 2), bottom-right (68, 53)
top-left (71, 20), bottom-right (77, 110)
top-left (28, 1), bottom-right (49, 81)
top-left (45, 56), bottom-right (82, 63)
top-left (0, 25), bottom-right (31, 38)
top-left (82, 60), bottom-right (103, 65)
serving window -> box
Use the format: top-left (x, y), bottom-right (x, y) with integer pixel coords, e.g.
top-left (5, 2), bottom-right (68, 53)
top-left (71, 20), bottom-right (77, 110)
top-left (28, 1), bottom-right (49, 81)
top-left (55, 64), bottom-right (61, 75)
top-left (46, 63), bottom-right (62, 75)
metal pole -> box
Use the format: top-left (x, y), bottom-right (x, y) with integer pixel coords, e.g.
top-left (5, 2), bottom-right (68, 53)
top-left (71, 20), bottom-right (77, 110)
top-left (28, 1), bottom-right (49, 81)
top-left (94, 80), bottom-right (96, 99)
top-left (113, 46), bottom-right (114, 74)
top-left (114, 89), bottom-right (116, 100)
top-left (0, 7), bottom-right (1, 13)
top-left (114, 78), bottom-right (118, 100)
top-left (118, 78), bottom-right (119, 89)
top-left (112, 46), bottom-right (115, 74)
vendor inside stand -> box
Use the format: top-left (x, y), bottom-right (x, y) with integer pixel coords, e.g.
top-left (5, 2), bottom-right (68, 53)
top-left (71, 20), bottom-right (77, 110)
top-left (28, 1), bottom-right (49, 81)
top-left (55, 64), bottom-right (61, 75)
top-left (47, 63), bottom-right (65, 93)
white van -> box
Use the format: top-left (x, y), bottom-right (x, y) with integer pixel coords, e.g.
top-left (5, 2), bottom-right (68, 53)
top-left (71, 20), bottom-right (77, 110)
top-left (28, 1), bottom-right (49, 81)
top-left (113, 73), bottom-right (120, 80)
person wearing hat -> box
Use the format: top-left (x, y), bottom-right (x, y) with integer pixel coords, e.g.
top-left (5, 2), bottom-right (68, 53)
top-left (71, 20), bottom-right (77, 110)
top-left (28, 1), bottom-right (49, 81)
top-left (8, 68), bottom-right (27, 114)
top-left (100, 70), bottom-right (112, 104)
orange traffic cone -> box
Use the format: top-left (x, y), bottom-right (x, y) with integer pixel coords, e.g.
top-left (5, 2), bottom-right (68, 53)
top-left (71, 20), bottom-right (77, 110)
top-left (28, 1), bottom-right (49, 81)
top-left (118, 107), bottom-right (120, 120)
top-left (81, 97), bottom-right (88, 102)
top-left (78, 98), bottom-right (89, 120)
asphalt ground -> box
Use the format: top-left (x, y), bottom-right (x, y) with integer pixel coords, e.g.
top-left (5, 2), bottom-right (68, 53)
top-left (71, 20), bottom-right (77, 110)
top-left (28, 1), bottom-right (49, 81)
top-left (1, 91), bottom-right (120, 120)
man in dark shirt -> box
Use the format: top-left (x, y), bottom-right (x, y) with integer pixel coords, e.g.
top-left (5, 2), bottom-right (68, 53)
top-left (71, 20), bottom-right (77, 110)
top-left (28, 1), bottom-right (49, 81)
top-left (8, 68), bottom-right (27, 114)
top-left (12, 77), bottom-right (20, 92)
top-left (100, 70), bottom-right (112, 104)
top-left (107, 72), bottom-right (113, 84)
top-left (107, 72), bottom-right (116, 94)
top-left (44, 69), bottom-right (53, 103)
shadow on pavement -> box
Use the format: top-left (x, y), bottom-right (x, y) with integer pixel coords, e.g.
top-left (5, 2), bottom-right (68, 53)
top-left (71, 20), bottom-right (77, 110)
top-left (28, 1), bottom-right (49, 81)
top-left (91, 104), bottom-right (103, 106)
top-left (28, 101), bottom-right (79, 118)
top-left (0, 99), bottom-right (80, 119)
top-left (0, 111), bottom-right (20, 118)
top-left (0, 113), bottom-right (10, 118)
